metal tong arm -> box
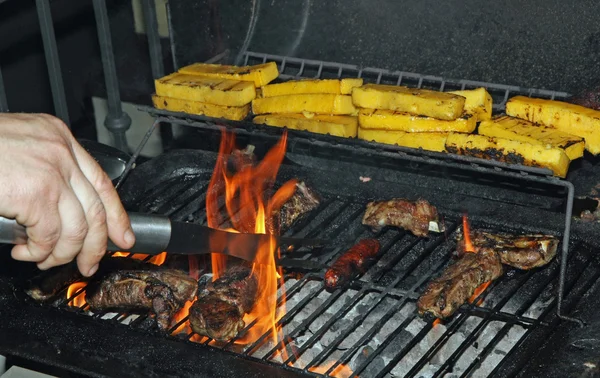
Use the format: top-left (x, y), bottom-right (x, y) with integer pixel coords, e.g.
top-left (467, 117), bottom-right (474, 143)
top-left (0, 213), bottom-right (171, 255)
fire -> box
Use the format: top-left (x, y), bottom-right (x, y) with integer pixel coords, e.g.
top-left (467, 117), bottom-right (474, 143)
top-left (462, 214), bottom-right (490, 304)
top-left (66, 281), bottom-right (87, 307)
top-left (111, 251), bottom-right (167, 266)
top-left (308, 361), bottom-right (355, 378)
top-left (433, 318), bottom-right (442, 328)
top-left (202, 129), bottom-right (297, 345)
top-left (171, 299), bottom-right (195, 334)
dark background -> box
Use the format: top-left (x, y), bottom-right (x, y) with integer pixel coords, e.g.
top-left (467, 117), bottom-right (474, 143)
top-left (1, 0), bottom-right (599, 142)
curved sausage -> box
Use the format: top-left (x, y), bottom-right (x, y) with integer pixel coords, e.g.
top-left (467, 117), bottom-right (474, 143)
top-left (324, 239), bottom-right (381, 291)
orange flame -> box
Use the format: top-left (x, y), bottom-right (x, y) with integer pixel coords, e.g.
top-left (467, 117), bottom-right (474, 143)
top-left (308, 361), bottom-right (356, 378)
top-left (66, 281), bottom-right (87, 307)
top-left (171, 299), bottom-right (195, 334)
top-left (112, 251), bottom-right (167, 266)
top-left (433, 318), bottom-right (442, 328)
top-left (201, 130), bottom-right (296, 346)
top-left (462, 214), bottom-right (475, 253)
top-left (463, 214), bottom-right (490, 304)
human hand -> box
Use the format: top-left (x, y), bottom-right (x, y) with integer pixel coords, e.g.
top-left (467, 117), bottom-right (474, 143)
top-left (0, 113), bottom-right (135, 276)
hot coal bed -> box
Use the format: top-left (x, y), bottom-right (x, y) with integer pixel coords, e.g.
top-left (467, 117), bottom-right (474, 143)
top-left (3, 56), bottom-right (600, 378)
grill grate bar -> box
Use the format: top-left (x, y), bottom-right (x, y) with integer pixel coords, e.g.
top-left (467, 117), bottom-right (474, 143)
top-left (312, 227), bottom-right (457, 375)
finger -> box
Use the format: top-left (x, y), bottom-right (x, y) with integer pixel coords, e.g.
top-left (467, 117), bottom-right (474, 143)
top-left (69, 171), bottom-right (109, 277)
top-left (11, 211), bottom-right (61, 265)
top-left (36, 190), bottom-right (88, 272)
top-left (71, 142), bottom-right (134, 249)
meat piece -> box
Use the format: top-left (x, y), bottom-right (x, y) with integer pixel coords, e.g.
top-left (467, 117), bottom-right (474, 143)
top-left (324, 239), bottom-right (380, 291)
top-left (362, 198), bottom-right (439, 237)
top-left (25, 256), bottom-right (156, 302)
top-left (267, 181), bottom-right (321, 234)
top-left (230, 144), bottom-right (257, 172)
top-left (417, 248), bottom-right (503, 319)
top-left (86, 269), bottom-right (197, 330)
top-left (189, 265), bottom-right (259, 341)
top-left (457, 229), bottom-right (559, 270)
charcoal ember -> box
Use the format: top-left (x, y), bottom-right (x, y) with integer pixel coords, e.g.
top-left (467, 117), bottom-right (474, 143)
top-left (362, 198), bottom-right (439, 237)
top-left (417, 248), bottom-right (503, 319)
top-left (267, 181), bottom-right (321, 235)
top-left (86, 268), bottom-right (198, 330)
top-left (189, 265), bottom-right (259, 341)
top-left (456, 229), bottom-right (559, 270)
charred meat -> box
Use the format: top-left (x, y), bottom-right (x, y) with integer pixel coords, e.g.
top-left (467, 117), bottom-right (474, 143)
top-left (362, 198), bottom-right (440, 237)
top-left (268, 181), bottom-right (321, 234)
top-left (189, 265), bottom-right (259, 341)
top-left (570, 86), bottom-right (600, 110)
top-left (417, 248), bottom-right (503, 319)
top-left (26, 256), bottom-right (157, 302)
top-left (86, 269), bottom-right (197, 330)
top-left (324, 239), bottom-right (381, 291)
top-left (457, 229), bottom-right (558, 270)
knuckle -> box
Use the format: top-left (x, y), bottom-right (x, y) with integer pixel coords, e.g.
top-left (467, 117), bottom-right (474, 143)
top-left (64, 222), bottom-right (89, 244)
top-left (87, 200), bottom-right (108, 229)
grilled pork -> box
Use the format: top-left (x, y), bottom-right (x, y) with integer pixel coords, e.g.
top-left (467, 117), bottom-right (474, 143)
top-left (456, 229), bottom-right (559, 270)
top-left (268, 181), bottom-right (321, 234)
top-left (86, 269), bottom-right (197, 330)
top-left (189, 265), bottom-right (259, 341)
top-left (324, 239), bottom-right (381, 292)
top-left (362, 198), bottom-right (439, 237)
top-left (417, 248), bottom-right (503, 319)
top-left (25, 257), bottom-right (155, 302)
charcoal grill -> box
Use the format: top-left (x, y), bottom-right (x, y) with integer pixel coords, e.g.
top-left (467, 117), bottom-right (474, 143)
top-left (2, 1), bottom-right (600, 377)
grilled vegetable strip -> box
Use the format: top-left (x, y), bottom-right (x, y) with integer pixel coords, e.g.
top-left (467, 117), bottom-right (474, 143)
top-left (362, 198), bottom-right (440, 237)
top-left (505, 95), bottom-right (600, 155)
top-left (448, 87), bottom-right (493, 122)
top-left (261, 78), bottom-right (363, 97)
top-left (445, 132), bottom-right (570, 178)
top-left (457, 229), bottom-right (559, 270)
top-left (352, 84), bottom-right (466, 120)
top-left (358, 128), bottom-right (448, 152)
top-left (177, 61), bottom-right (279, 87)
top-left (189, 265), bottom-right (259, 341)
top-left (358, 109), bottom-right (476, 133)
top-left (478, 116), bottom-right (584, 160)
top-left (152, 95), bottom-right (250, 121)
top-left (417, 248), bottom-right (503, 319)
top-left (324, 239), bottom-right (381, 291)
top-left (86, 269), bottom-right (197, 330)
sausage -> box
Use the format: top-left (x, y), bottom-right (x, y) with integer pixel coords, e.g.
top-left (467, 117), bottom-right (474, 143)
top-left (324, 239), bottom-right (381, 291)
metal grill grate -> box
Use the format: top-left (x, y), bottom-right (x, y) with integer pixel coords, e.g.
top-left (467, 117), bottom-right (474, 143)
top-left (54, 170), bottom-right (596, 378)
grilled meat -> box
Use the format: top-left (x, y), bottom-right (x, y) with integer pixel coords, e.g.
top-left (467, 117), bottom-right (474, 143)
top-left (570, 87), bottom-right (600, 110)
top-left (230, 145), bottom-right (257, 172)
top-left (189, 265), bottom-right (259, 341)
top-left (267, 181), bottom-right (321, 234)
top-left (362, 198), bottom-right (439, 237)
top-left (86, 269), bottom-right (197, 330)
top-left (25, 257), bottom-right (156, 302)
top-left (417, 248), bottom-right (503, 319)
top-left (324, 239), bottom-right (381, 291)
top-left (457, 229), bottom-right (558, 270)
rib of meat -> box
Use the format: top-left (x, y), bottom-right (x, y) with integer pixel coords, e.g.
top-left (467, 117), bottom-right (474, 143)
top-left (362, 198), bottom-right (439, 237)
top-left (324, 239), bottom-right (381, 291)
top-left (456, 229), bottom-right (558, 270)
top-left (189, 265), bottom-right (259, 341)
top-left (25, 256), bottom-right (156, 302)
top-left (86, 269), bottom-right (197, 330)
top-left (417, 248), bottom-right (503, 319)
top-left (267, 181), bottom-right (321, 234)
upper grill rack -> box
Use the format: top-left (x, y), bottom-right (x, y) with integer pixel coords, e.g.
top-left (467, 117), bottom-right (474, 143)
top-left (139, 51), bottom-right (578, 324)
top-left (58, 171), bottom-right (597, 378)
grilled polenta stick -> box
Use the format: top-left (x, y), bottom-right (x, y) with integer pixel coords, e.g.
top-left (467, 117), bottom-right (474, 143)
top-left (152, 95), bottom-right (250, 121)
top-left (479, 116), bottom-right (584, 160)
top-left (448, 87), bottom-right (493, 121)
top-left (261, 78), bottom-right (363, 97)
top-left (178, 62), bottom-right (279, 87)
top-left (358, 128), bottom-right (448, 152)
top-left (252, 94), bottom-right (357, 115)
top-left (358, 109), bottom-right (476, 133)
top-left (155, 73), bottom-right (256, 107)
top-left (253, 114), bottom-right (358, 137)
top-left (506, 96), bottom-right (600, 155)
top-left (445, 133), bottom-right (570, 177)
top-left (352, 84), bottom-right (466, 120)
